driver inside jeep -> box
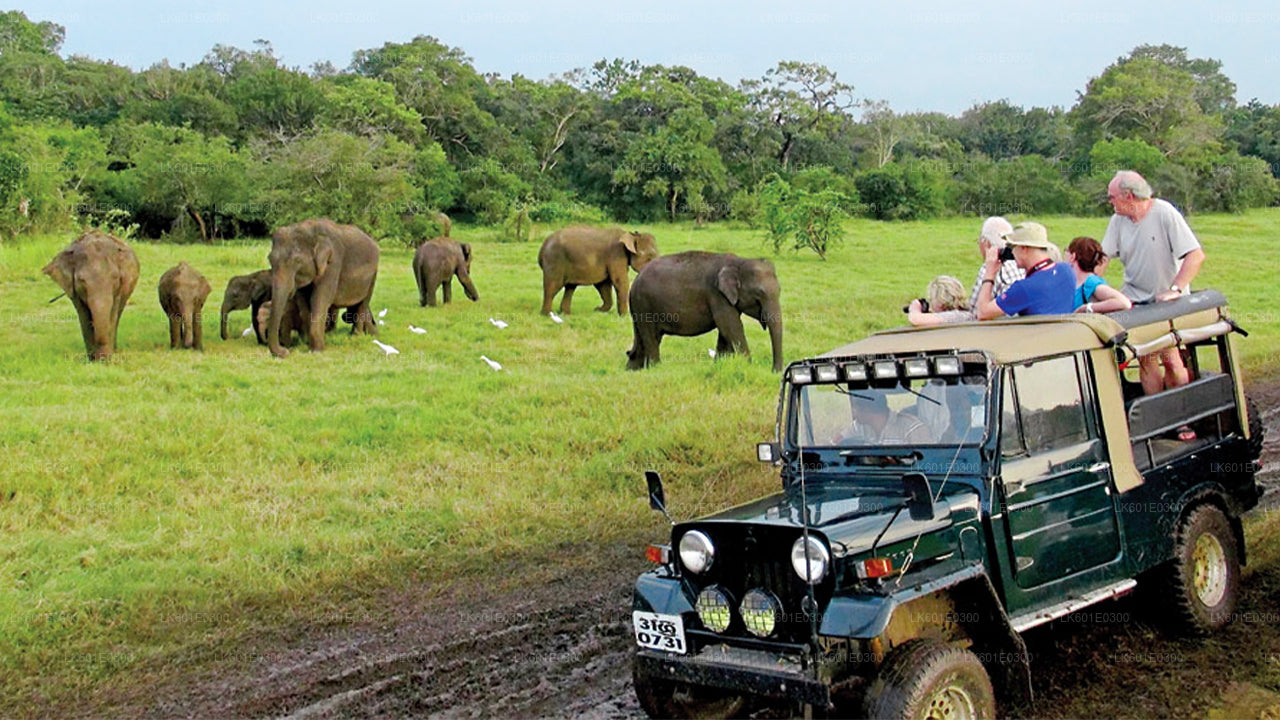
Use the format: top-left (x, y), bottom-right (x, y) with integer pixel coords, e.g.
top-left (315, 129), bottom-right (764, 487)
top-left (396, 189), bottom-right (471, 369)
top-left (804, 378), bottom-right (987, 447)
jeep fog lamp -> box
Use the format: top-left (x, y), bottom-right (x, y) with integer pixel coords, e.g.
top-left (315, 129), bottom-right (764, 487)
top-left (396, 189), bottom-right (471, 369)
top-left (903, 358), bottom-right (930, 378)
top-left (933, 356), bottom-right (961, 376)
top-left (696, 586), bottom-right (733, 633)
top-left (842, 362), bottom-right (868, 381)
top-left (814, 364), bottom-right (839, 383)
top-left (790, 535), bottom-right (830, 584)
top-left (872, 360), bottom-right (899, 379)
top-left (679, 530), bottom-right (715, 574)
top-left (789, 367), bottom-right (814, 385)
top-left (741, 589), bottom-right (781, 637)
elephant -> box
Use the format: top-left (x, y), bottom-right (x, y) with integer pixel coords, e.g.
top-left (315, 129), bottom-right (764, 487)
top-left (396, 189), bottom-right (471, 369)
top-left (157, 261), bottom-right (212, 351)
top-left (220, 270), bottom-right (271, 342)
top-left (538, 226), bottom-right (659, 316)
top-left (43, 229), bottom-right (140, 361)
top-left (627, 252), bottom-right (784, 372)
top-left (266, 218), bottom-right (380, 358)
top-left (413, 237), bottom-right (478, 307)
top-left (221, 270), bottom-right (331, 345)
top-left (434, 211), bottom-right (452, 238)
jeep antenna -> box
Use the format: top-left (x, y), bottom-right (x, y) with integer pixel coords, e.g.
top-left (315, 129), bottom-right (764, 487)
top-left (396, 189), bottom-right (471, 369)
top-left (794, 379), bottom-right (822, 648)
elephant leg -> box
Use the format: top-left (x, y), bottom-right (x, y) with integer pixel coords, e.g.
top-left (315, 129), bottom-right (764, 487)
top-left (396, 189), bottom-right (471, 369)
top-left (308, 285), bottom-right (338, 352)
top-left (593, 281), bottom-right (613, 313)
top-left (627, 320), bottom-right (662, 370)
top-left (442, 278), bottom-right (453, 304)
top-left (168, 312), bottom-right (181, 349)
top-left (560, 284), bottom-right (578, 315)
top-left (613, 271), bottom-right (631, 316)
top-left (426, 276), bottom-right (440, 307)
top-left (193, 304), bottom-right (205, 351)
top-left (540, 274), bottom-right (563, 315)
top-left (69, 296), bottom-right (94, 357)
top-left (710, 304), bottom-right (750, 360)
top-left (251, 299), bottom-right (267, 344)
top-left (716, 332), bottom-right (735, 357)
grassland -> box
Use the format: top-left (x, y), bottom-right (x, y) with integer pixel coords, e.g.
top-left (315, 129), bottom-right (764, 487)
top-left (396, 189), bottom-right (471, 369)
top-left (1, 210), bottom-right (1278, 710)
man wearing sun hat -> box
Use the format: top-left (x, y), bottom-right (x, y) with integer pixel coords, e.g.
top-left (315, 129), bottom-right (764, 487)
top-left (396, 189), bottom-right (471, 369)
top-left (975, 221), bottom-right (1075, 319)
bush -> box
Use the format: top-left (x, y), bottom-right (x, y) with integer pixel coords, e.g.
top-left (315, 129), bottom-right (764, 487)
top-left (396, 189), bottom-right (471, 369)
top-left (728, 188), bottom-right (760, 227)
top-left (791, 189), bottom-right (847, 260)
top-left (954, 154), bottom-right (1083, 217)
top-left (854, 161), bottom-right (948, 220)
top-left (1087, 138), bottom-right (1166, 180)
top-left (757, 174), bottom-right (795, 252)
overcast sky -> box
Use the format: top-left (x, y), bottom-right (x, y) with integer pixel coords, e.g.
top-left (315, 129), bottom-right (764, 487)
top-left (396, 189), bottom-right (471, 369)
top-left (26, 0), bottom-right (1280, 115)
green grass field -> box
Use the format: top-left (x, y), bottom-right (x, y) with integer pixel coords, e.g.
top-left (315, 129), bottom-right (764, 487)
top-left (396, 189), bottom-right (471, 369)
top-left (1, 211), bottom-right (1278, 709)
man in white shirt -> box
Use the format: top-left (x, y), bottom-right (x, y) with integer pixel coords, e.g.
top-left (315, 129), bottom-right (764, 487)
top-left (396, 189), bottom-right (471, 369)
top-left (1102, 170), bottom-right (1207, 399)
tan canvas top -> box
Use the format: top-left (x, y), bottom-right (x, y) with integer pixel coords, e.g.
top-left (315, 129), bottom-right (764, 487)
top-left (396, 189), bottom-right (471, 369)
top-left (821, 315), bottom-right (1128, 365)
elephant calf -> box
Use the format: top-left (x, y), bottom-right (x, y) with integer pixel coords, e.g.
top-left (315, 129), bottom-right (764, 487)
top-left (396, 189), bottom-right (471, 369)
top-left (158, 262), bottom-right (212, 350)
top-left (538, 226), bottom-right (659, 316)
top-left (220, 270), bottom-right (272, 342)
top-left (413, 237), bottom-right (478, 307)
top-left (627, 252), bottom-right (783, 372)
top-left (43, 230), bottom-right (140, 361)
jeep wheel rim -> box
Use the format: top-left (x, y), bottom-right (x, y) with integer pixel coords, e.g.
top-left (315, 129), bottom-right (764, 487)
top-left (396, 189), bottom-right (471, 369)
top-left (925, 682), bottom-right (976, 720)
top-left (1193, 533), bottom-right (1228, 607)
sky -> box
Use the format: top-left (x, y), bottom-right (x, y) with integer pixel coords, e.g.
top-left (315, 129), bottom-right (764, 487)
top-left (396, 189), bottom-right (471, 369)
top-left (25, 0), bottom-right (1280, 116)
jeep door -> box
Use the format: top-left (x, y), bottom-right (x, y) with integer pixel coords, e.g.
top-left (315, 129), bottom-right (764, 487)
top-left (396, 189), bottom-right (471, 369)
top-left (993, 353), bottom-right (1127, 608)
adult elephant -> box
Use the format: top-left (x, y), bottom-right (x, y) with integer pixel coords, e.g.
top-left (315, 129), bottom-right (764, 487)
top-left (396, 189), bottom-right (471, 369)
top-left (43, 230), bottom-right (140, 361)
top-left (413, 237), bottom-right (478, 306)
top-left (266, 218), bottom-right (380, 358)
top-left (157, 261), bottom-right (212, 351)
top-left (627, 252), bottom-right (783, 372)
top-left (538, 226), bottom-right (659, 316)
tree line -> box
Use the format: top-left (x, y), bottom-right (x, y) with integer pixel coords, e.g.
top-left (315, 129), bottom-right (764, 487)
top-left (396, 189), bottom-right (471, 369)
top-left (1, 10), bottom-right (1277, 244)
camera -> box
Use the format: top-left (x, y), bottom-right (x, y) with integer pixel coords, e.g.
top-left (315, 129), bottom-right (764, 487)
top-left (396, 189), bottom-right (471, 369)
top-left (902, 298), bottom-right (930, 314)
top-left (998, 245), bottom-right (1015, 262)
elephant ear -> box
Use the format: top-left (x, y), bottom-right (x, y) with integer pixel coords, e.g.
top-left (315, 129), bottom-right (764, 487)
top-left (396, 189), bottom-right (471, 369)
top-left (43, 252), bottom-right (75, 297)
top-left (459, 242), bottom-right (472, 263)
top-left (619, 231), bottom-right (638, 255)
top-left (315, 241), bottom-right (334, 278)
top-left (716, 265), bottom-right (740, 307)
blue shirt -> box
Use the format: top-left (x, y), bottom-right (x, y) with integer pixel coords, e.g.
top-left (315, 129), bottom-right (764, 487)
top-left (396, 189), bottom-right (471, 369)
top-left (1073, 275), bottom-right (1106, 309)
top-left (995, 263), bottom-right (1076, 316)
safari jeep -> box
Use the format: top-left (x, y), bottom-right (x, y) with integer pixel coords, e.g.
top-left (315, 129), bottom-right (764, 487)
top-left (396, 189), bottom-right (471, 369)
top-left (631, 290), bottom-right (1263, 718)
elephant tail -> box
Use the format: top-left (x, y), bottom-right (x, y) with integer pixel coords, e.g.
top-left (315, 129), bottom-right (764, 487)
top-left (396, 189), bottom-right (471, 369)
top-left (183, 312), bottom-right (196, 349)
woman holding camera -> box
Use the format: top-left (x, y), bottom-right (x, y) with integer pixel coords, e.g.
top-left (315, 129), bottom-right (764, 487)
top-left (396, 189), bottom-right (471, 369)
top-left (907, 276), bottom-right (974, 326)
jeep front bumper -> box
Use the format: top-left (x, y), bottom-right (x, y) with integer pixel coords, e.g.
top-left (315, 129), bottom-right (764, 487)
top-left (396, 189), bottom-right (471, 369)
top-left (634, 644), bottom-right (834, 707)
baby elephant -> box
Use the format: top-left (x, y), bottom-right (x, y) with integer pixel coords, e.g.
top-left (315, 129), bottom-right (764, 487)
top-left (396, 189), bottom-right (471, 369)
top-left (627, 252), bottom-right (783, 371)
top-left (413, 237), bottom-right (478, 306)
top-left (158, 261), bottom-right (212, 351)
top-left (220, 269), bottom-right (271, 342)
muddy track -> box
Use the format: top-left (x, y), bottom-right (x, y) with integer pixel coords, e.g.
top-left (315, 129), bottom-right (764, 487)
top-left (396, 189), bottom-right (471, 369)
top-left (131, 385), bottom-right (1280, 719)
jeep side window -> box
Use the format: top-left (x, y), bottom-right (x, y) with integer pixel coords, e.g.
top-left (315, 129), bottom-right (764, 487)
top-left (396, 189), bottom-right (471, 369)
top-left (1001, 355), bottom-right (1090, 456)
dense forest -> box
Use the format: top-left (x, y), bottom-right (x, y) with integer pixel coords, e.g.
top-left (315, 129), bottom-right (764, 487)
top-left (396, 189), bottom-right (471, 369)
top-left (1, 9), bottom-right (1278, 244)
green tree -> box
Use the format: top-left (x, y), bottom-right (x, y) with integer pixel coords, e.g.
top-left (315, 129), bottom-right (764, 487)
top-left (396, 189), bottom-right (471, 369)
top-left (741, 61), bottom-right (854, 170)
top-left (317, 75), bottom-right (424, 143)
top-left (612, 105), bottom-right (727, 221)
top-left (1087, 138), bottom-right (1166, 179)
top-left (126, 124), bottom-right (248, 240)
top-left (0, 10), bottom-right (64, 56)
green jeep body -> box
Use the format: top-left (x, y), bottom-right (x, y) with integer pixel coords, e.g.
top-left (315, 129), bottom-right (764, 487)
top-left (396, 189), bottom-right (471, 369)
top-left (631, 290), bottom-right (1262, 717)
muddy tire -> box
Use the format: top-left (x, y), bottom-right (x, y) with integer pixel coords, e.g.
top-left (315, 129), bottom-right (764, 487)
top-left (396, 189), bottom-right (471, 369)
top-left (1160, 504), bottom-right (1240, 635)
top-left (632, 656), bottom-right (746, 719)
top-left (863, 639), bottom-right (994, 720)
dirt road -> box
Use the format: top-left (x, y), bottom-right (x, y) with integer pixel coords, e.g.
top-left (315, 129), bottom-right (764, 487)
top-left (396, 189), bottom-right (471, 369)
top-left (122, 386), bottom-right (1280, 719)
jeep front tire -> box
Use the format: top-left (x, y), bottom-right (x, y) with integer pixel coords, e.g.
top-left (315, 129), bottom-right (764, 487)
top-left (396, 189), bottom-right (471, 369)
top-left (1161, 504), bottom-right (1240, 635)
top-left (862, 639), bottom-right (995, 720)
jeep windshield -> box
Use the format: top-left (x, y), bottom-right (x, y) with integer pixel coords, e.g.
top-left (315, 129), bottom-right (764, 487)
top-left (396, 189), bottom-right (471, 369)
top-left (786, 358), bottom-right (991, 451)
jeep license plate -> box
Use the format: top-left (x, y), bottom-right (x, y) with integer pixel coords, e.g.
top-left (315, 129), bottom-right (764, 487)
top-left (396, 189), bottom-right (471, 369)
top-left (632, 611), bottom-right (686, 654)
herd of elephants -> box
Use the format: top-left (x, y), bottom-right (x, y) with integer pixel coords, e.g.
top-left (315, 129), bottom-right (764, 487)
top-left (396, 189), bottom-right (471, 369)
top-left (41, 218), bottom-right (785, 370)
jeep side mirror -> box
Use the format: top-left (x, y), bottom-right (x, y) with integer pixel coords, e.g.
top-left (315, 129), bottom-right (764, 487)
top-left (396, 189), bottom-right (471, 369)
top-left (757, 442), bottom-right (780, 463)
top-left (645, 470), bottom-right (674, 525)
top-left (903, 472), bottom-right (934, 521)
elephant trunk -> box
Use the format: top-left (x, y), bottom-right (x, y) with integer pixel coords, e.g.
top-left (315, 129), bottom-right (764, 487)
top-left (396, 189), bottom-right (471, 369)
top-left (220, 299), bottom-right (231, 340)
top-left (763, 303), bottom-right (784, 372)
top-left (267, 269), bottom-right (296, 358)
top-left (87, 293), bottom-right (116, 361)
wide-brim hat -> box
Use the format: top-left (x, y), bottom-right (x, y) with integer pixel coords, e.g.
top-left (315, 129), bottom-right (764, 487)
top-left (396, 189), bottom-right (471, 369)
top-left (1004, 222), bottom-right (1051, 249)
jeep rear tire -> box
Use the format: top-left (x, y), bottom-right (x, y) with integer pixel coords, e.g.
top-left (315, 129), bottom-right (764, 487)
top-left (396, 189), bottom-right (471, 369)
top-left (633, 657), bottom-right (746, 719)
top-left (1161, 504), bottom-right (1240, 635)
top-left (862, 639), bottom-right (994, 720)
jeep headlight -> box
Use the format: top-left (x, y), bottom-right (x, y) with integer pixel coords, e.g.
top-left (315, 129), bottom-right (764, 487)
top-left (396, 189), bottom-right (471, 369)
top-left (696, 586), bottom-right (733, 633)
top-left (791, 535), bottom-right (830, 584)
top-left (679, 530), bottom-right (715, 574)
top-left (741, 589), bottom-right (780, 637)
